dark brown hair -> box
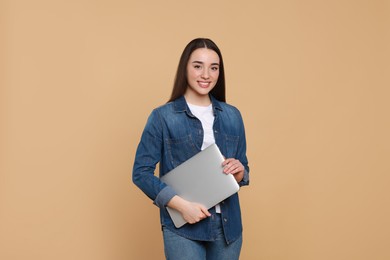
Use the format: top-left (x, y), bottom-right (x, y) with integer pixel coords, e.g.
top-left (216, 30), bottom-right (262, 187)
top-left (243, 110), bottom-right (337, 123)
top-left (168, 38), bottom-right (226, 102)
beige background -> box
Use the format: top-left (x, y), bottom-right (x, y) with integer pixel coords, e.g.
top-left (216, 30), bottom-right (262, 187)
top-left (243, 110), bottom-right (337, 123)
top-left (1, 0), bottom-right (389, 259)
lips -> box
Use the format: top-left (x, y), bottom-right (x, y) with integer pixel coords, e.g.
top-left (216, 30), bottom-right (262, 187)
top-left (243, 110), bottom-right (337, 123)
top-left (198, 81), bottom-right (211, 88)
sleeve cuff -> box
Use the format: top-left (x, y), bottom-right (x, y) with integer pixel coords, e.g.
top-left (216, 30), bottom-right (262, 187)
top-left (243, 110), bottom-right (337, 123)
top-left (153, 186), bottom-right (177, 208)
top-left (239, 169), bottom-right (249, 187)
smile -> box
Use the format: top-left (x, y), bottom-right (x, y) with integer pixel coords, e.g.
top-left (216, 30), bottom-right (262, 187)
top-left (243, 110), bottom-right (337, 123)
top-left (198, 81), bottom-right (211, 88)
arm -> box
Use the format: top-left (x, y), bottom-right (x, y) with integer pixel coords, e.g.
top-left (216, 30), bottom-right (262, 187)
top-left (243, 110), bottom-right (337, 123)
top-left (222, 108), bottom-right (250, 186)
top-left (167, 196), bottom-right (211, 224)
top-left (132, 109), bottom-right (177, 207)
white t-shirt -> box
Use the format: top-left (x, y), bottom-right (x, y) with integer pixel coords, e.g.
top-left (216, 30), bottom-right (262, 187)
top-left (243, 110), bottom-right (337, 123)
top-left (187, 103), bottom-right (215, 150)
top-left (187, 103), bottom-right (221, 213)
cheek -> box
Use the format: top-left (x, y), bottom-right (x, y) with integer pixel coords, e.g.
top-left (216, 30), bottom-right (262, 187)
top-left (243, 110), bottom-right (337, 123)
top-left (212, 71), bottom-right (220, 80)
top-left (187, 68), bottom-right (197, 79)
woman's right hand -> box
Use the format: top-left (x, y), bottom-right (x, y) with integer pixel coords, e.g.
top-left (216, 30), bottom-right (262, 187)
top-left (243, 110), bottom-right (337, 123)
top-left (167, 195), bottom-right (211, 224)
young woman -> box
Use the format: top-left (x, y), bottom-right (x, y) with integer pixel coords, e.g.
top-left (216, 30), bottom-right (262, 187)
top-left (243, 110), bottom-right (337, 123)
top-left (133, 38), bottom-right (250, 260)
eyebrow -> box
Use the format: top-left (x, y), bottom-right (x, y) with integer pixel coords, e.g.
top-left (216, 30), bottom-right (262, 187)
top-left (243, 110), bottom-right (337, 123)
top-left (192, 61), bottom-right (220, 66)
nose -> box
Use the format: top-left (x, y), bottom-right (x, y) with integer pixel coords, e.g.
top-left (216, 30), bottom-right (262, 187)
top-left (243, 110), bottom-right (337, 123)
top-left (201, 69), bottom-right (210, 79)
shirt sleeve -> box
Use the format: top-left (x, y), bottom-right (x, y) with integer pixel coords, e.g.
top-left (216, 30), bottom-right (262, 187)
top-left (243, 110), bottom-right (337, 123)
top-left (132, 109), bottom-right (178, 208)
top-left (236, 109), bottom-right (250, 187)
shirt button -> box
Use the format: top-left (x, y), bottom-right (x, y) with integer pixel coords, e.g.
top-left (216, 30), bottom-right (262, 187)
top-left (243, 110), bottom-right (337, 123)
top-left (224, 218), bottom-right (228, 222)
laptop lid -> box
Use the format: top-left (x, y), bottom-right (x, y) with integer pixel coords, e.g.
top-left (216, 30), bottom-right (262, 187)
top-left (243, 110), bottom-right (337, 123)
top-left (160, 143), bottom-right (240, 228)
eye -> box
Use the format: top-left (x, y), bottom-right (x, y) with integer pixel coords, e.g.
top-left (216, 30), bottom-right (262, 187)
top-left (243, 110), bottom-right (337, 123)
top-left (211, 66), bottom-right (219, 71)
top-left (194, 65), bottom-right (201, 69)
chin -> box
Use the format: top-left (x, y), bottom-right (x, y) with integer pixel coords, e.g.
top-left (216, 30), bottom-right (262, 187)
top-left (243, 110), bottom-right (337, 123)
top-left (196, 90), bottom-right (212, 96)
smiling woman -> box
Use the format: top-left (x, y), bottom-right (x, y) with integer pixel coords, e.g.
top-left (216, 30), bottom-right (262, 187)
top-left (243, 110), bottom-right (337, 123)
top-left (132, 38), bottom-right (250, 260)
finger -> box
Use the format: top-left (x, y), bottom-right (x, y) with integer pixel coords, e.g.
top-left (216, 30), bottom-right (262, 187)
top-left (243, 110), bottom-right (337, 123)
top-left (228, 163), bottom-right (244, 175)
top-left (222, 158), bottom-right (235, 166)
top-left (224, 164), bottom-right (234, 173)
top-left (223, 160), bottom-right (239, 173)
top-left (232, 163), bottom-right (243, 173)
top-left (222, 159), bottom-right (235, 171)
top-left (200, 206), bottom-right (211, 217)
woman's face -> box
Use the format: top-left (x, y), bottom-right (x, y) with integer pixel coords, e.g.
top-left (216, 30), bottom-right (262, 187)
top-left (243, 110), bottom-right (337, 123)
top-left (185, 48), bottom-right (220, 101)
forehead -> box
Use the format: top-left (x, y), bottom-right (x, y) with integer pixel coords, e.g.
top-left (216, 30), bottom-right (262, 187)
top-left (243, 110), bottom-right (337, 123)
top-left (189, 48), bottom-right (220, 63)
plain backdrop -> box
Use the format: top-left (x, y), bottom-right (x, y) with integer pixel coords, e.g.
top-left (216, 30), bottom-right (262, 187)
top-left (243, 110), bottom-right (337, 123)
top-left (1, 0), bottom-right (389, 259)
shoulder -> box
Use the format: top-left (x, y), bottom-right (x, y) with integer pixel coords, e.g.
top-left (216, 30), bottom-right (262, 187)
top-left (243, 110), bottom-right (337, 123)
top-left (214, 100), bottom-right (246, 132)
top-left (210, 95), bottom-right (241, 116)
top-left (216, 100), bottom-right (243, 118)
top-left (153, 96), bottom-right (186, 114)
top-left (221, 102), bottom-right (240, 113)
top-left (149, 101), bottom-right (175, 117)
top-left (146, 100), bottom-right (184, 127)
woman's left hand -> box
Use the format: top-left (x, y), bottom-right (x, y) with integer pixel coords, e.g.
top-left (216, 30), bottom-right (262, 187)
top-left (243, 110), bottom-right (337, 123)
top-left (222, 158), bottom-right (244, 183)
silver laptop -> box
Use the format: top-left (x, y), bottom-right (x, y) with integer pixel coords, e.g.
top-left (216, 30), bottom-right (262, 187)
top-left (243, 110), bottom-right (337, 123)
top-left (160, 143), bottom-right (240, 228)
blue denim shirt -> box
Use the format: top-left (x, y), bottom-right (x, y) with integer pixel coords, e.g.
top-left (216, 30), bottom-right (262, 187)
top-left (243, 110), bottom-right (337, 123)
top-left (133, 95), bottom-right (250, 244)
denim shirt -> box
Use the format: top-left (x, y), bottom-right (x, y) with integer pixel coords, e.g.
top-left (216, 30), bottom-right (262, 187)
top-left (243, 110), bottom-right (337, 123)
top-left (132, 95), bottom-right (250, 244)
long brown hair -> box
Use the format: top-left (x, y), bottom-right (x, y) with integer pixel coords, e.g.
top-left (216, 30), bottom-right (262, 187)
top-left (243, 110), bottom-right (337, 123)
top-left (168, 38), bottom-right (226, 102)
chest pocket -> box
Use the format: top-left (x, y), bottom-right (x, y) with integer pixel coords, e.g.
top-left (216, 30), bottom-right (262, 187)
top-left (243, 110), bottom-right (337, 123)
top-left (165, 134), bottom-right (198, 168)
top-left (221, 134), bottom-right (239, 159)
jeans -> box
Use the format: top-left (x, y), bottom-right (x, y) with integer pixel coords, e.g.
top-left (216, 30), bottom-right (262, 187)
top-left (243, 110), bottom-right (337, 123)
top-left (162, 214), bottom-right (242, 260)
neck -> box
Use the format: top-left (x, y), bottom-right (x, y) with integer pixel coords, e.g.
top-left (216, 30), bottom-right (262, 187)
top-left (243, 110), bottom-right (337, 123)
top-left (184, 93), bottom-right (211, 107)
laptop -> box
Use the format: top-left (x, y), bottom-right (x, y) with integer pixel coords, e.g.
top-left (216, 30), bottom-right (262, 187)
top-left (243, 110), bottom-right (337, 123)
top-left (160, 143), bottom-right (240, 228)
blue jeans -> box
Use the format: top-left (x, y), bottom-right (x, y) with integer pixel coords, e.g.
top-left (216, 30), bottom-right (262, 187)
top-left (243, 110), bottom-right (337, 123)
top-left (162, 214), bottom-right (242, 260)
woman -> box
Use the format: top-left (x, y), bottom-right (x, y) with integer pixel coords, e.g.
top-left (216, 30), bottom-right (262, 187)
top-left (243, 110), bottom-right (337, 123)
top-left (133, 38), bottom-right (250, 260)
